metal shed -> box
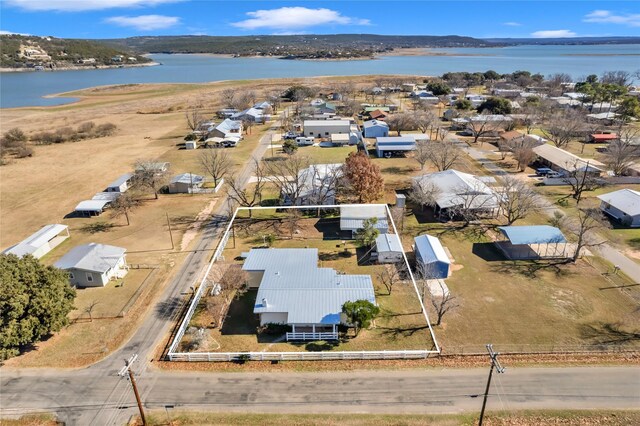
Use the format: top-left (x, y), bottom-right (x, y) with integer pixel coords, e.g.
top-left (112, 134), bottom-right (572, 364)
top-left (414, 234), bottom-right (450, 279)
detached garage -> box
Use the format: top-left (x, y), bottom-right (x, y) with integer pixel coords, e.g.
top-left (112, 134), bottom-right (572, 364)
top-left (374, 233), bottom-right (404, 264)
top-left (375, 136), bottom-right (416, 158)
top-left (414, 234), bottom-right (450, 279)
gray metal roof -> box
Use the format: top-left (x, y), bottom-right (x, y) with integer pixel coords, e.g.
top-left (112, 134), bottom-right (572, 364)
top-left (54, 243), bottom-right (126, 273)
top-left (215, 119), bottom-right (242, 134)
top-left (376, 136), bottom-right (416, 143)
top-left (170, 173), bottom-right (205, 185)
top-left (498, 226), bottom-right (566, 245)
top-left (414, 234), bottom-right (450, 265)
top-left (75, 199), bottom-right (111, 212)
top-left (304, 119), bottom-right (351, 127)
top-left (597, 189), bottom-right (640, 216)
top-left (106, 173), bottom-right (132, 189)
top-left (2, 224), bottom-right (68, 257)
top-left (339, 205), bottom-right (388, 231)
top-left (363, 119), bottom-right (389, 129)
top-left (245, 248), bottom-right (375, 325)
top-left (412, 169), bottom-right (498, 210)
top-left (92, 192), bottom-right (121, 201)
top-left (375, 233), bottom-right (403, 253)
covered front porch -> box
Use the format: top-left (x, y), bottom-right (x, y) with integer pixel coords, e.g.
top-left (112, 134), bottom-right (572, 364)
top-left (286, 324), bottom-right (339, 341)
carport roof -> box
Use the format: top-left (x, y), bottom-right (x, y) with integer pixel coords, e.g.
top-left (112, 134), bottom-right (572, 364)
top-left (498, 225), bottom-right (566, 245)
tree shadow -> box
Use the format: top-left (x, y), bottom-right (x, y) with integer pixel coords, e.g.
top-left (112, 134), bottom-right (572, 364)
top-left (79, 222), bottom-right (115, 234)
top-left (155, 296), bottom-right (183, 320)
top-left (305, 340), bottom-right (341, 352)
top-left (221, 290), bottom-right (259, 336)
top-left (381, 166), bottom-right (414, 175)
top-left (412, 207), bottom-right (440, 224)
top-left (319, 250), bottom-right (353, 262)
top-left (580, 322), bottom-right (640, 346)
top-left (489, 260), bottom-right (569, 279)
top-left (314, 217), bottom-right (346, 240)
top-left (378, 325), bottom-right (429, 338)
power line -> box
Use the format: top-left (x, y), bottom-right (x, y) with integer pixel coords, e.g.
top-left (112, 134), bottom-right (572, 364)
top-left (118, 354), bottom-right (146, 426)
top-left (479, 344), bottom-right (506, 426)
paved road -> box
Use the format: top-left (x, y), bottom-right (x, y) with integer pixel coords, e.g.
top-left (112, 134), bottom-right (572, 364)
top-left (459, 141), bottom-right (640, 282)
top-left (2, 367), bottom-right (639, 420)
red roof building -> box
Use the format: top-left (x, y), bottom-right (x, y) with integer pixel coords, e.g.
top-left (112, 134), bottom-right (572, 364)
top-left (589, 133), bottom-right (618, 143)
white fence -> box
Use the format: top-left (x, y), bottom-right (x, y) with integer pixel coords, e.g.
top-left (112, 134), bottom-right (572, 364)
top-left (168, 349), bottom-right (432, 362)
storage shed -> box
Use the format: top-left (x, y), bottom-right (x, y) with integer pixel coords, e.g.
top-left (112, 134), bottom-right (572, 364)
top-left (363, 119), bottom-right (389, 138)
top-left (375, 136), bottom-right (416, 158)
top-left (374, 233), bottom-right (404, 264)
top-left (168, 173), bottom-right (205, 194)
top-left (106, 173), bottom-right (132, 193)
top-left (340, 205), bottom-right (389, 237)
top-left (413, 234), bottom-right (450, 279)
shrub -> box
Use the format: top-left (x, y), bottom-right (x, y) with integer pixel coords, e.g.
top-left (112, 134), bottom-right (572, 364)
top-left (78, 121), bottom-right (96, 134)
top-left (1, 128), bottom-right (27, 147)
top-left (95, 123), bottom-right (117, 137)
top-left (15, 146), bottom-right (33, 158)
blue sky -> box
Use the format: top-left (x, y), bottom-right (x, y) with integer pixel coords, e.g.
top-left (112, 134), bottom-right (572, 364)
top-left (1, 1), bottom-right (639, 39)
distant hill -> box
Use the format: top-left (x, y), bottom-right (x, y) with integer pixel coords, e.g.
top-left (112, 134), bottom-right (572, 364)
top-left (483, 36), bottom-right (640, 46)
top-left (0, 35), bottom-right (151, 69)
top-left (101, 34), bottom-right (499, 59)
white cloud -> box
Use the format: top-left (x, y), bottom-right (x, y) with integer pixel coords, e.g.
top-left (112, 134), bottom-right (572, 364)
top-left (0, 30), bottom-right (30, 35)
top-left (231, 7), bottom-right (370, 32)
top-left (584, 10), bottom-right (640, 27)
top-left (531, 29), bottom-right (577, 38)
top-left (503, 22), bottom-right (522, 27)
top-left (105, 15), bottom-right (180, 31)
top-left (4, 0), bottom-right (181, 12)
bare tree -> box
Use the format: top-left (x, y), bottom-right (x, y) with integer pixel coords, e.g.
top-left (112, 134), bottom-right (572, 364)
top-left (413, 140), bottom-right (431, 170)
top-left (377, 262), bottom-right (406, 295)
top-left (386, 113), bottom-right (416, 136)
top-left (264, 154), bottom-right (311, 206)
top-left (468, 115), bottom-right (508, 145)
top-left (541, 110), bottom-right (583, 148)
top-left (510, 137), bottom-right (538, 171)
top-left (605, 127), bottom-right (640, 176)
top-left (497, 176), bottom-right (540, 225)
top-left (408, 179), bottom-right (441, 212)
top-left (227, 158), bottom-right (266, 217)
top-left (567, 208), bottom-right (609, 263)
top-left (305, 164), bottom-right (343, 206)
top-left (220, 88), bottom-right (237, 108)
top-left (430, 281), bottom-right (458, 326)
top-left (422, 140), bottom-right (462, 171)
top-left (412, 110), bottom-right (438, 134)
top-left (110, 193), bottom-right (139, 226)
top-left (601, 70), bottom-right (632, 87)
top-left (84, 299), bottom-right (100, 322)
top-left (133, 160), bottom-right (170, 199)
top-left (448, 181), bottom-right (498, 225)
top-left (199, 148), bottom-right (233, 187)
top-left (520, 104), bottom-right (542, 134)
top-left (185, 108), bottom-right (205, 133)
top-left (562, 160), bottom-right (606, 204)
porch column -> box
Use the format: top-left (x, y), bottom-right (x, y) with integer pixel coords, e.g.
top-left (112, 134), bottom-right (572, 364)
top-left (292, 324), bottom-right (296, 333)
top-left (332, 324), bottom-right (336, 334)
top-left (312, 324), bottom-right (316, 334)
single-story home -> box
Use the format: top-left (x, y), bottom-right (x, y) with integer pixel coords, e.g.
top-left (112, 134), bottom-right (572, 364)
top-left (375, 136), bottom-right (417, 158)
top-left (414, 234), bottom-right (450, 279)
top-left (208, 119), bottom-right (243, 139)
top-left (495, 225), bottom-right (570, 260)
top-left (363, 119), bottom-right (389, 138)
top-left (412, 169), bottom-right (499, 219)
top-left (106, 173), bottom-right (133, 193)
top-left (373, 233), bottom-right (404, 264)
top-left (2, 224), bottom-right (70, 259)
top-left (340, 205), bottom-right (389, 237)
top-left (243, 248), bottom-right (376, 341)
top-left (597, 189), bottom-right (640, 227)
top-left (303, 120), bottom-right (351, 138)
top-left (286, 163), bottom-right (343, 206)
top-left (168, 173), bottom-right (205, 194)
top-left (55, 243), bottom-right (128, 287)
top-left (232, 107), bottom-right (269, 123)
top-left (532, 144), bottom-right (604, 176)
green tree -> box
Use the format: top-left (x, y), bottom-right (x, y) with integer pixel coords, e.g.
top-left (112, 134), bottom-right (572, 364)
top-left (0, 255), bottom-right (75, 360)
top-left (454, 99), bottom-right (474, 110)
top-left (426, 81), bottom-right (451, 96)
top-left (355, 217), bottom-right (380, 247)
top-left (617, 97), bottom-right (640, 122)
top-left (342, 300), bottom-right (380, 336)
top-left (477, 97), bottom-right (512, 115)
top-left (282, 139), bottom-right (298, 155)
top-left (483, 70), bottom-right (500, 81)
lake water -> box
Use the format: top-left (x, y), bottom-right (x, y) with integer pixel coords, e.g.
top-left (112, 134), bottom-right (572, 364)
top-left (1, 44), bottom-right (639, 108)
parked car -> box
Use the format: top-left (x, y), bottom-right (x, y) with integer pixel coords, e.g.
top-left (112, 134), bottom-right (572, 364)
top-left (283, 132), bottom-right (298, 140)
top-left (536, 167), bottom-right (553, 176)
top-left (547, 171), bottom-right (565, 178)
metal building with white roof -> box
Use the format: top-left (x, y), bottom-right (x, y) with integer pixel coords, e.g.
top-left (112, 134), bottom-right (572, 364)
top-left (2, 224), bottom-right (69, 259)
top-left (339, 205), bottom-right (389, 236)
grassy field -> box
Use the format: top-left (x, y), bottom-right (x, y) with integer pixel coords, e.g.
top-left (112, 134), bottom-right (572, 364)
top-left (138, 410), bottom-right (640, 426)
top-left (182, 214), bottom-right (435, 354)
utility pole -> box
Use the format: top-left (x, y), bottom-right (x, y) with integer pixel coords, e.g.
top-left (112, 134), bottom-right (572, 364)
top-left (478, 344), bottom-right (505, 426)
top-left (119, 354), bottom-right (146, 426)
top-left (166, 212), bottom-right (174, 250)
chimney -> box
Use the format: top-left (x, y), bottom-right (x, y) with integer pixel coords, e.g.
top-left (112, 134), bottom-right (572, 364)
top-left (262, 298), bottom-right (268, 308)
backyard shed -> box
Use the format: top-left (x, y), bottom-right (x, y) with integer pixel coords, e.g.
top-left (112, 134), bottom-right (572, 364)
top-left (2, 224), bottom-right (69, 259)
top-left (168, 173), bottom-right (205, 194)
top-left (54, 243), bottom-right (128, 287)
top-left (363, 119), bottom-right (389, 138)
top-left (374, 233), bottom-right (404, 264)
top-left (413, 234), bottom-right (450, 279)
top-left (339, 205), bottom-right (389, 237)
top-left (496, 225), bottom-right (570, 260)
top-left (105, 173), bottom-right (132, 193)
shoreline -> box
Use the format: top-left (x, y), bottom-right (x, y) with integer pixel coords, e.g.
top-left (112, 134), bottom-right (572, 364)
top-left (0, 61), bottom-right (159, 73)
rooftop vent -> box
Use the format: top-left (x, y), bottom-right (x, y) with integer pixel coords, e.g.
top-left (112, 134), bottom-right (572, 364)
top-left (262, 298), bottom-right (268, 308)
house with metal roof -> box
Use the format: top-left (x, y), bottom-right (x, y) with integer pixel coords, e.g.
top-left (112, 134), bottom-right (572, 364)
top-left (412, 169), bottom-right (499, 219)
top-left (2, 224), bottom-right (69, 259)
top-left (207, 119), bottom-right (243, 139)
top-left (363, 119), bottom-right (389, 138)
top-left (532, 144), bottom-right (604, 175)
top-left (106, 173), bottom-right (133, 193)
top-left (282, 163), bottom-right (343, 206)
top-left (373, 233), bottom-right (404, 264)
top-left (303, 120), bottom-right (351, 138)
top-left (340, 205), bottom-right (389, 237)
top-left (495, 225), bottom-right (570, 260)
top-left (168, 173), bottom-right (205, 194)
top-left (54, 243), bottom-right (128, 287)
top-left (232, 107), bottom-right (270, 123)
top-left (375, 136), bottom-right (417, 158)
top-left (414, 235), bottom-right (450, 279)
top-left (597, 189), bottom-right (640, 227)
top-left (242, 248), bottom-right (376, 341)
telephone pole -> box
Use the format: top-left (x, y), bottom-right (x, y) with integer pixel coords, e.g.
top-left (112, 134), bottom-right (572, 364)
top-left (479, 344), bottom-right (505, 426)
top-left (166, 212), bottom-right (174, 250)
top-left (119, 354), bottom-right (146, 426)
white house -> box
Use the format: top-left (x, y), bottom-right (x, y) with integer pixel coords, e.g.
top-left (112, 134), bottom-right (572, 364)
top-left (303, 120), bottom-right (351, 138)
top-left (363, 119), bottom-right (389, 138)
top-left (168, 173), bottom-right (205, 194)
top-left (412, 169), bottom-right (499, 219)
top-left (281, 163), bottom-right (342, 206)
top-left (340, 205), bottom-right (389, 237)
top-left (54, 243), bottom-right (128, 287)
top-left (208, 119), bottom-right (243, 139)
top-left (105, 173), bottom-right (133, 193)
top-left (2, 224), bottom-right (70, 259)
top-left (232, 107), bottom-right (270, 123)
top-left (373, 233), bottom-right (404, 264)
top-left (242, 248), bottom-right (376, 341)
top-left (597, 189), bottom-right (640, 227)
